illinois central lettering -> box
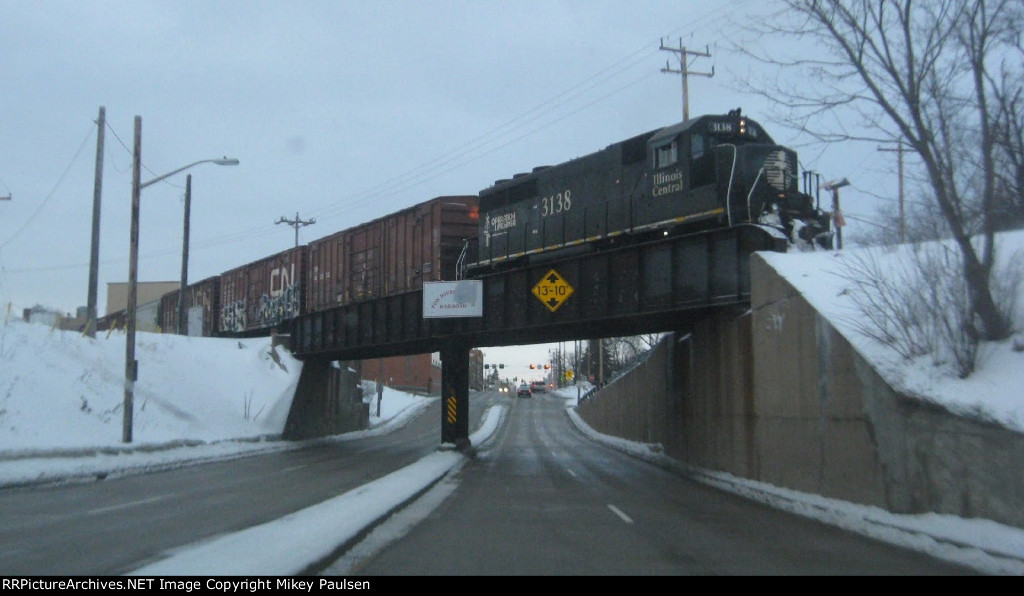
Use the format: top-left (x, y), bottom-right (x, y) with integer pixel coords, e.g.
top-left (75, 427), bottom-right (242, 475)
top-left (652, 169), bottom-right (685, 196)
top-left (653, 171), bottom-right (683, 185)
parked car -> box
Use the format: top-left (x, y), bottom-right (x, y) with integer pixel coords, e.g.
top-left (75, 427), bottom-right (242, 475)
top-left (517, 383), bottom-right (532, 398)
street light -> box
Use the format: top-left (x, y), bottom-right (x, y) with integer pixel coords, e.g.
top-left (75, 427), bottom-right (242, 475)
top-left (823, 177), bottom-right (850, 250)
top-left (123, 115), bottom-right (238, 443)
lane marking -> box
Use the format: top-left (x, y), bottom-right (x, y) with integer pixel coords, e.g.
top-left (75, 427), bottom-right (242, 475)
top-left (607, 504), bottom-right (634, 524)
top-left (88, 495), bottom-right (165, 515)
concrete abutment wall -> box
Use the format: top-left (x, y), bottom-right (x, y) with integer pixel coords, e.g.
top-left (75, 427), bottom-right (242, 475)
top-left (576, 253), bottom-right (1024, 529)
top-left (283, 357), bottom-right (369, 440)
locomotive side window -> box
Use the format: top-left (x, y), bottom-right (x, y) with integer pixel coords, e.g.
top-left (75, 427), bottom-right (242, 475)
top-left (655, 140), bottom-right (678, 169)
top-left (691, 134), bottom-right (704, 161)
top-left (690, 132), bottom-right (714, 187)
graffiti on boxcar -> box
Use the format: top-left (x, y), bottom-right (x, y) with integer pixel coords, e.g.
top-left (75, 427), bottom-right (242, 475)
top-left (255, 281), bottom-right (299, 328)
top-left (221, 300), bottom-right (246, 333)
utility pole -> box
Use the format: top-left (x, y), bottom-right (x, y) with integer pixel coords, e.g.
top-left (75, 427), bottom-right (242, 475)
top-left (877, 142), bottom-right (909, 243)
top-left (276, 212), bottom-right (315, 248)
top-left (660, 38), bottom-right (713, 122)
top-left (177, 174), bottom-right (191, 335)
top-left (124, 115), bottom-right (142, 443)
top-left (86, 106), bottom-right (105, 338)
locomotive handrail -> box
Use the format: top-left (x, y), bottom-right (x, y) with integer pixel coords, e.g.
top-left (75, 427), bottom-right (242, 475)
top-left (747, 167), bottom-right (767, 221)
top-left (456, 240), bottom-right (468, 280)
top-left (722, 144), bottom-right (738, 227)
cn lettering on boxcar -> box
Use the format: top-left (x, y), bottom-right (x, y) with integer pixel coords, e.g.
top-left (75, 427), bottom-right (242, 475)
top-left (218, 245), bottom-right (307, 336)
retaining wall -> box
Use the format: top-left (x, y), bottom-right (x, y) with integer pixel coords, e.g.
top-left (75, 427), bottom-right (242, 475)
top-left (575, 252), bottom-right (1024, 529)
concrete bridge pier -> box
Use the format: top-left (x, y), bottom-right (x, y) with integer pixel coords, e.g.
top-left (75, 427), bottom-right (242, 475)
top-left (283, 356), bottom-right (369, 440)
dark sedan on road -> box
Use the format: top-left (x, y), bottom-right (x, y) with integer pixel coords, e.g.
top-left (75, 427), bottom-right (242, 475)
top-left (517, 383), bottom-right (532, 398)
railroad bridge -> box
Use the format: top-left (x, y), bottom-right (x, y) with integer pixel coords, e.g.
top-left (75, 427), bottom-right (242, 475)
top-left (288, 225), bottom-right (787, 445)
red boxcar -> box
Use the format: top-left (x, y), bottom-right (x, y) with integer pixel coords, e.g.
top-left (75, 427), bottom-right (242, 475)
top-left (305, 196), bottom-right (479, 312)
top-left (159, 276), bottom-right (221, 336)
top-left (219, 245), bottom-right (308, 335)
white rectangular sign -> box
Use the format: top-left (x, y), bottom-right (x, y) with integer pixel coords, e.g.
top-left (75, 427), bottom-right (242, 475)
top-left (422, 280), bottom-right (483, 318)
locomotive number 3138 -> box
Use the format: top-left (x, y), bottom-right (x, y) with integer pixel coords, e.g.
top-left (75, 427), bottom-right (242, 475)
top-left (540, 189), bottom-right (572, 217)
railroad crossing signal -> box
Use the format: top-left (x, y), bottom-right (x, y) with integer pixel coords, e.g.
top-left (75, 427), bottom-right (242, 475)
top-left (531, 269), bottom-right (574, 312)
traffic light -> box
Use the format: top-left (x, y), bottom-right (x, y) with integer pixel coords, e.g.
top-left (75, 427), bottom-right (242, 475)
top-left (544, 364), bottom-right (550, 370)
top-left (499, 363), bottom-right (504, 369)
top-left (530, 364), bottom-right (536, 369)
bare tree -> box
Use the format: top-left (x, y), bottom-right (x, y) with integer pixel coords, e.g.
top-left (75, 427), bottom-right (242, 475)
top-left (858, 191), bottom-right (954, 245)
top-left (992, 65), bottom-right (1024, 229)
top-left (732, 0), bottom-right (1021, 341)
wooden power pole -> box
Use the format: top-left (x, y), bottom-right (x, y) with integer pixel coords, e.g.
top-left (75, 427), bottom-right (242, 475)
top-left (276, 212), bottom-right (316, 248)
top-left (660, 38), bottom-right (713, 121)
top-left (86, 106), bottom-right (106, 338)
top-left (877, 142), bottom-right (909, 243)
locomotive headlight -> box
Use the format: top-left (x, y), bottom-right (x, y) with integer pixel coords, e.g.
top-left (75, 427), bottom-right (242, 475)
top-left (738, 118), bottom-right (747, 135)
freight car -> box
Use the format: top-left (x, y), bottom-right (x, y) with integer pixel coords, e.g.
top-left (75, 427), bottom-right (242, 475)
top-left (305, 195), bottom-right (478, 312)
top-left (158, 275), bottom-right (221, 336)
top-left (464, 109), bottom-right (832, 272)
top-left (218, 245), bottom-right (308, 337)
top-left (141, 196), bottom-right (477, 340)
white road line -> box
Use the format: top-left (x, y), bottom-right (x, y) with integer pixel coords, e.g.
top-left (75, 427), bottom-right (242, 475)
top-left (88, 495), bottom-right (165, 515)
top-left (607, 504), bottom-right (633, 524)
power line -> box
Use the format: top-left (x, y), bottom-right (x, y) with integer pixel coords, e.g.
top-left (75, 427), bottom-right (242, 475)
top-left (0, 123), bottom-right (95, 250)
top-left (90, 9), bottom-right (740, 267)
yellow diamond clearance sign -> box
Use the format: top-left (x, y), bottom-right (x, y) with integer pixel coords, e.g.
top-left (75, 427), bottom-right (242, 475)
top-left (532, 269), bottom-right (574, 312)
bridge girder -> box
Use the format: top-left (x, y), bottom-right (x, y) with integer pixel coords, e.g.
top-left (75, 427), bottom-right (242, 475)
top-left (289, 225), bottom-right (786, 360)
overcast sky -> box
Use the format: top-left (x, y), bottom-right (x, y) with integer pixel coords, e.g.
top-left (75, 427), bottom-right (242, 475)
top-left (0, 0), bottom-right (895, 379)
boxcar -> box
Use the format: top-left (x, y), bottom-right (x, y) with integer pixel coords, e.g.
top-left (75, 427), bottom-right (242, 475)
top-left (305, 195), bottom-right (478, 312)
top-left (219, 245), bottom-right (308, 336)
top-left (158, 275), bottom-right (221, 336)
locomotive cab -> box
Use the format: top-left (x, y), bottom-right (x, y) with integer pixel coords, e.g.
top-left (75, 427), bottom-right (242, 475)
top-left (637, 110), bottom-right (772, 235)
top-left (643, 109), bottom-right (830, 247)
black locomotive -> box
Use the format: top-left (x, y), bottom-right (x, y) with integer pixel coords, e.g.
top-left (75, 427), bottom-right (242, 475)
top-left (464, 109), bottom-right (832, 272)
